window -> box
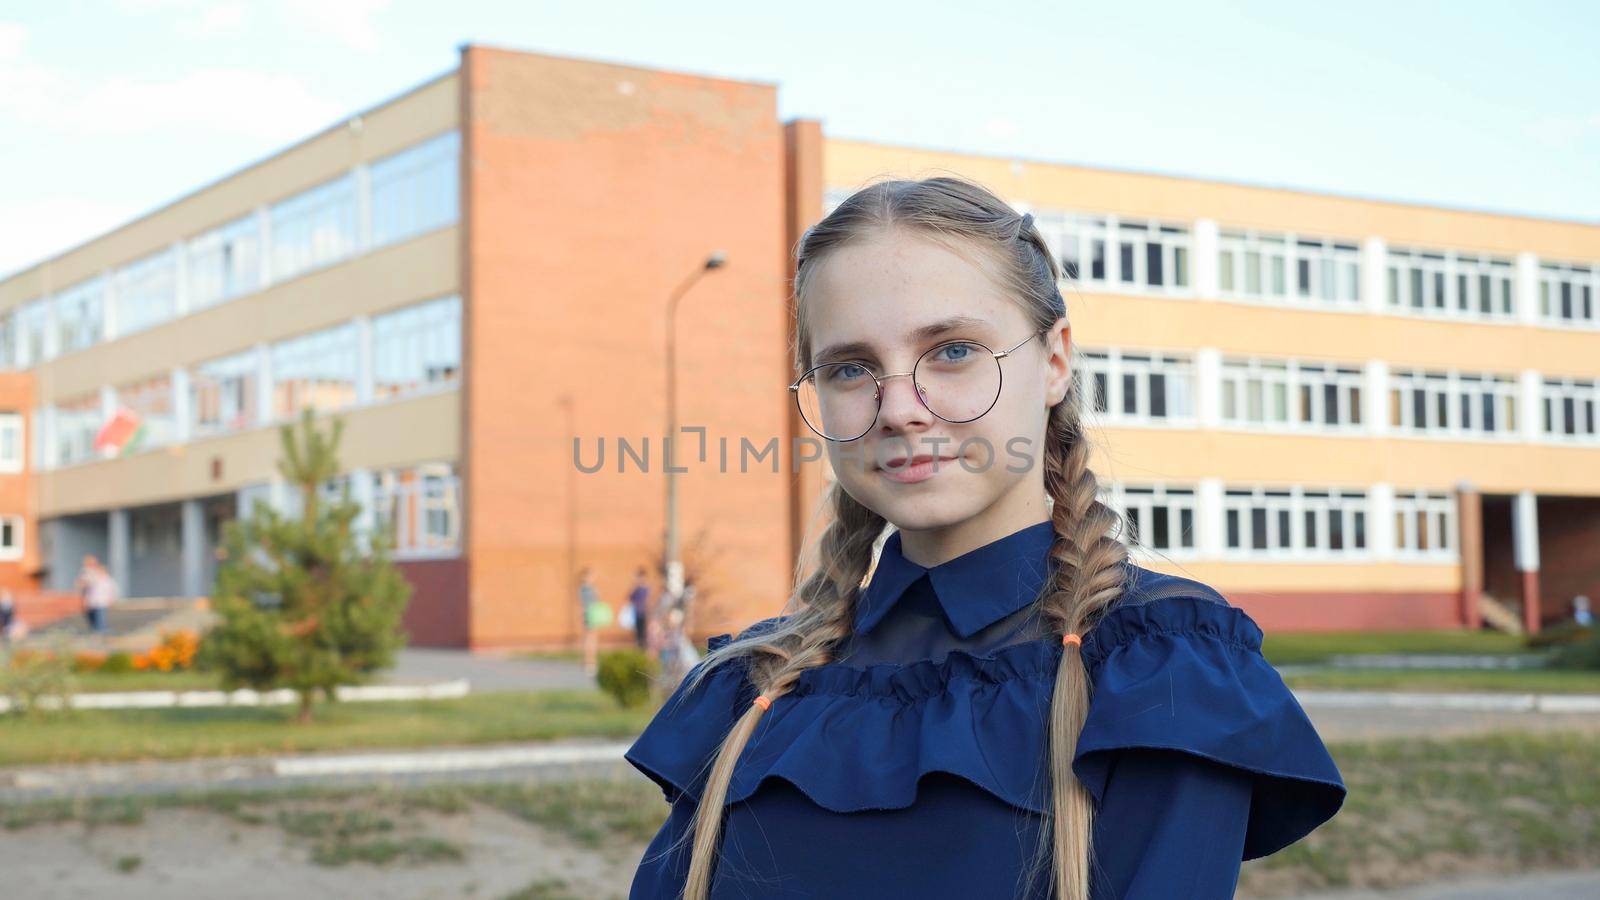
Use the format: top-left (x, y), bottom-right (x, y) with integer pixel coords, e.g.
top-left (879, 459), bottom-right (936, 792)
top-left (1387, 247), bottom-right (1514, 321)
top-left (374, 462), bottom-right (460, 558)
top-left (114, 247), bottom-right (179, 336)
top-left (1388, 369), bottom-right (1518, 438)
top-left (1077, 349), bottom-right (1195, 425)
top-left (16, 297), bottom-right (53, 367)
top-left (116, 373), bottom-right (177, 450)
top-left (55, 393), bottom-right (101, 466)
top-left (270, 174), bottom-right (358, 282)
top-left (0, 412), bottom-right (22, 472)
top-left (1221, 357), bottom-right (1363, 431)
top-left (55, 277), bottom-right (106, 354)
top-left (1099, 483), bottom-right (1198, 559)
top-left (0, 311), bottom-right (15, 370)
top-left (370, 131), bottom-right (460, 248)
top-left (187, 214), bottom-right (261, 310)
top-left (1043, 213), bottom-right (1191, 293)
top-left (1542, 377), bottom-right (1599, 441)
top-left (0, 515), bottom-right (21, 561)
top-left (372, 295), bottom-right (461, 400)
top-left (270, 322), bottom-right (360, 420)
top-left (191, 349), bottom-right (262, 437)
top-left (1393, 491), bottom-right (1457, 559)
top-left (1538, 263), bottom-right (1599, 328)
top-left (1217, 230), bottom-right (1359, 306)
top-left (1224, 485), bottom-right (1367, 560)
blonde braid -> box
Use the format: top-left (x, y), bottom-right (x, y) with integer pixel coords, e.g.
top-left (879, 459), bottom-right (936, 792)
top-left (1020, 371), bottom-right (1132, 900)
top-left (675, 480), bottom-right (885, 898)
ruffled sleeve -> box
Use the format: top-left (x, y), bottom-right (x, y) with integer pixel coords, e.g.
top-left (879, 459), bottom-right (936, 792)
top-left (623, 617), bottom-right (784, 804)
top-left (1072, 595), bottom-right (1347, 861)
top-left (623, 613), bottom-right (1061, 815)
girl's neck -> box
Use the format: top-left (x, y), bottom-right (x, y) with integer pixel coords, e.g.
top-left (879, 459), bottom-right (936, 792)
top-left (898, 483), bottom-right (1052, 568)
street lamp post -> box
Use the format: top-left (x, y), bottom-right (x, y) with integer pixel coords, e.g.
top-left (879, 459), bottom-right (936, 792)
top-left (664, 252), bottom-right (727, 600)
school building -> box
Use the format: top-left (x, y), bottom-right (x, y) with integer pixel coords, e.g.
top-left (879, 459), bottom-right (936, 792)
top-left (0, 45), bottom-right (1595, 648)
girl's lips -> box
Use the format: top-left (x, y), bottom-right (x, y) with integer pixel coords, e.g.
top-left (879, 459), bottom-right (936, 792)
top-left (878, 455), bottom-right (958, 484)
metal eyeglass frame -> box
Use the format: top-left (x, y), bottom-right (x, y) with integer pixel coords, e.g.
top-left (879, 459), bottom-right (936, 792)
top-left (788, 328), bottom-right (1050, 442)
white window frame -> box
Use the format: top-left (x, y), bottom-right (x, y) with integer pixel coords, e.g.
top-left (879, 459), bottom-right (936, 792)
top-left (1387, 246), bottom-right (1515, 323)
top-left (1077, 348), bottom-right (1196, 426)
top-left (0, 514), bottom-right (22, 561)
top-left (1220, 357), bottom-right (1364, 433)
top-left (369, 130), bottom-right (460, 250)
top-left (1045, 212), bottom-right (1192, 296)
top-left (1392, 490), bottom-right (1457, 561)
top-left (1389, 369), bottom-right (1519, 440)
top-left (1218, 230), bottom-right (1361, 308)
top-left (1222, 485), bottom-right (1370, 562)
top-left (1541, 377), bottom-right (1600, 443)
top-left (0, 412), bottom-right (23, 473)
top-left (1099, 482), bottom-right (1200, 561)
top-left (1538, 263), bottom-right (1599, 330)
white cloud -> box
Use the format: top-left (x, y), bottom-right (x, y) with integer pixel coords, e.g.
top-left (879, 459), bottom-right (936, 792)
top-left (281, 0), bottom-right (391, 52)
top-left (0, 22), bottom-right (342, 142)
top-left (0, 21), bottom-right (25, 59)
top-left (0, 196), bottom-right (141, 280)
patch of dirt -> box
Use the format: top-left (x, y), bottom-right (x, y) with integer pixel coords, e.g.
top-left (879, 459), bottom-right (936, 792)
top-left (0, 798), bottom-right (646, 900)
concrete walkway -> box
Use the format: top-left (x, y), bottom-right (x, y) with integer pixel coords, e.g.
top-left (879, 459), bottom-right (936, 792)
top-left (382, 647), bottom-right (596, 692)
top-left (1293, 868), bottom-right (1600, 899)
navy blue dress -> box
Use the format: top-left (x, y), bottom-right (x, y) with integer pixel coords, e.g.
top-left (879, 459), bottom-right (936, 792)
top-left (626, 519), bottom-right (1347, 898)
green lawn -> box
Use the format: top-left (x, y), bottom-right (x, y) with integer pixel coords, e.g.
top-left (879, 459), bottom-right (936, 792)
top-left (1239, 730), bottom-right (1600, 895)
top-left (0, 690), bottom-right (656, 768)
top-left (1282, 667), bottom-right (1600, 694)
top-left (3, 729), bottom-right (1597, 898)
top-left (67, 670), bottom-right (224, 693)
top-left (1261, 629), bottom-right (1532, 665)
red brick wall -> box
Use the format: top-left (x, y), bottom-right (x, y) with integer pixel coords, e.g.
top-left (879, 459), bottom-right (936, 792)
top-left (1537, 496), bottom-right (1600, 625)
top-left (398, 557), bottom-right (470, 648)
top-left (1231, 590), bottom-right (1464, 633)
top-left (460, 47), bottom-right (792, 650)
top-left (0, 371), bottom-right (39, 598)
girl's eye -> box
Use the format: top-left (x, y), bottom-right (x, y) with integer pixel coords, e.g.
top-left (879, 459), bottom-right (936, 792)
top-left (932, 342), bottom-right (980, 364)
top-left (824, 363), bottom-right (869, 384)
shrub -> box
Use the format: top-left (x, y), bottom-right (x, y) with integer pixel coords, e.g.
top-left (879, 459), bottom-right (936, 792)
top-left (1, 639), bottom-right (76, 717)
top-left (1548, 631), bottom-right (1600, 671)
top-left (131, 629), bottom-right (201, 672)
top-left (1524, 622), bottom-right (1594, 650)
top-left (100, 652), bottom-right (136, 675)
top-left (596, 648), bottom-right (660, 708)
top-left (201, 410), bottom-right (411, 723)
top-left (71, 651), bottom-right (107, 673)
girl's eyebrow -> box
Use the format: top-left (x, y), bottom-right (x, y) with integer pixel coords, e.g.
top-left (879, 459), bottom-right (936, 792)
top-left (812, 315), bottom-right (994, 363)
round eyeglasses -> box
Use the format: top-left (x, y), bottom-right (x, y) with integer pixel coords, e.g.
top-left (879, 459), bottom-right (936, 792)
top-left (789, 328), bottom-right (1049, 442)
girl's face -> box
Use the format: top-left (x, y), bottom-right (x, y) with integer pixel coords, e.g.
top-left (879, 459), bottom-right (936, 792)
top-left (803, 228), bottom-right (1071, 546)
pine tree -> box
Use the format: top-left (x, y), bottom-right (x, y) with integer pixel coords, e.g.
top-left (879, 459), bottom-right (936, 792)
top-left (201, 409), bottom-right (413, 723)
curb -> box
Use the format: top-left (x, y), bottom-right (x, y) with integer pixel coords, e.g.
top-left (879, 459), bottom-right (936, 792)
top-left (1292, 689), bottom-right (1600, 713)
top-left (273, 741), bottom-right (633, 777)
top-left (0, 678), bottom-right (471, 714)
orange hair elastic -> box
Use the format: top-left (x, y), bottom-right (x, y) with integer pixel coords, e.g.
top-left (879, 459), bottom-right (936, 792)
top-left (752, 695), bottom-right (772, 711)
top-left (1061, 632), bottom-right (1082, 648)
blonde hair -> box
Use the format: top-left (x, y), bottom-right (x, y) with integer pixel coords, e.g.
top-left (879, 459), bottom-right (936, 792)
top-left (666, 175), bottom-right (1131, 899)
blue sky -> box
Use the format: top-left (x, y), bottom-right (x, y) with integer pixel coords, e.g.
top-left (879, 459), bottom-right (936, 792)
top-left (1, 1), bottom-right (1596, 277)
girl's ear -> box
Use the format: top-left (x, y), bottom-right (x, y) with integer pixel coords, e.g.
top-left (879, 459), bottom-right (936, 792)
top-left (1044, 319), bottom-right (1072, 406)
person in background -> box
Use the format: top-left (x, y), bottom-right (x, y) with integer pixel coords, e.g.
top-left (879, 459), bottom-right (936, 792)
top-left (627, 566), bottom-right (652, 650)
top-left (0, 587), bottom-right (15, 643)
top-left (76, 555), bottom-right (117, 636)
top-left (1575, 595), bottom-right (1593, 628)
top-left (577, 566), bottom-right (611, 677)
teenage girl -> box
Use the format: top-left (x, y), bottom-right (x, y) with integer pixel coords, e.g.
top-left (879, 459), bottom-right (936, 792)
top-left (626, 176), bottom-right (1347, 898)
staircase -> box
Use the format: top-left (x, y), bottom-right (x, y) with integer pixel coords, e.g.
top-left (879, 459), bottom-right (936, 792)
top-left (1477, 592), bottom-right (1524, 635)
top-left (18, 597), bottom-right (216, 654)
